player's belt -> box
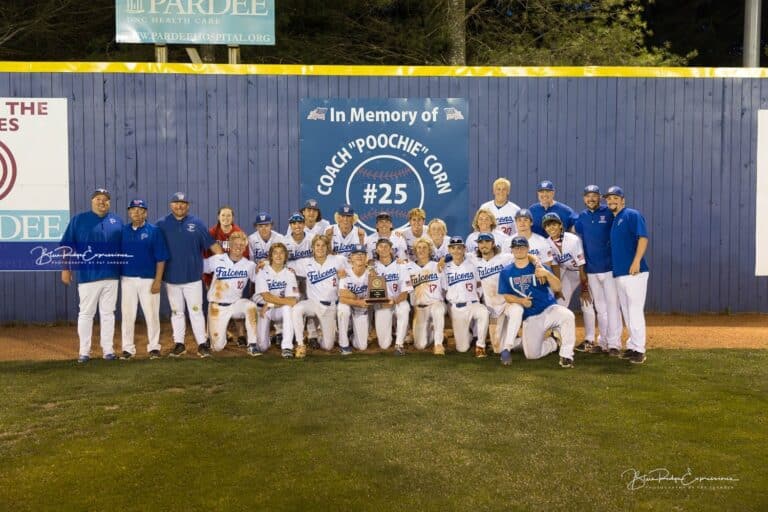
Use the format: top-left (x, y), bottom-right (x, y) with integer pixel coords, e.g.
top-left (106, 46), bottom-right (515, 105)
top-left (319, 300), bottom-right (338, 306)
top-left (453, 301), bottom-right (478, 308)
top-left (211, 302), bottom-right (233, 307)
top-left (416, 304), bottom-right (429, 308)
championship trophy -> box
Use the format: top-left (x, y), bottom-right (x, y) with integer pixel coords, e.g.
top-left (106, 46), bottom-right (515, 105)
top-left (366, 269), bottom-right (389, 304)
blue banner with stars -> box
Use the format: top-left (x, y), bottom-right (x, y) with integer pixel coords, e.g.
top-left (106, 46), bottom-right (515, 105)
top-left (300, 98), bottom-right (469, 236)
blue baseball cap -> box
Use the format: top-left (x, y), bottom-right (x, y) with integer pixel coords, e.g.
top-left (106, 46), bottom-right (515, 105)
top-left (337, 204), bottom-right (355, 216)
top-left (303, 199), bottom-right (320, 210)
top-left (350, 244), bottom-right (367, 254)
top-left (127, 198), bottom-right (147, 209)
top-left (515, 208), bottom-right (533, 220)
top-left (476, 232), bottom-right (495, 243)
top-left (542, 212), bottom-right (563, 226)
top-left (170, 192), bottom-right (189, 203)
top-left (603, 186), bottom-right (625, 198)
top-left (583, 184), bottom-right (601, 195)
top-left (537, 180), bottom-right (555, 191)
top-left (510, 235), bottom-right (530, 248)
top-left (254, 212), bottom-right (272, 225)
top-left (288, 212), bottom-right (305, 223)
top-left (448, 236), bottom-right (465, 247)
top-left (92, 188), bottom-right (111, 199)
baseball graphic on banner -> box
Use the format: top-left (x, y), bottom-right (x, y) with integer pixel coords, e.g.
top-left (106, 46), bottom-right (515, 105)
top-left (0, 141), bottom-right (17, 200)
top-left (300, 98), bottom-right (469, 236)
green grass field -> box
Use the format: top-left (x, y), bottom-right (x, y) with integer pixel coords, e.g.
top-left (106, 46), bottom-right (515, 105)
top-left (0, 350), bottom-right (765, 511)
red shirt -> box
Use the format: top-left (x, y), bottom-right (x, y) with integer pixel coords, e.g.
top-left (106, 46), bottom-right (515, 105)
top-left (203, 223), bottom-right (249, 286)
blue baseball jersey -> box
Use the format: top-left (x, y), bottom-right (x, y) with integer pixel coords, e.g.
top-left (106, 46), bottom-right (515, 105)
top-left (610, 207), bottom-right (649, 277)
top-left (121, 222), bottom-right (170, 278)
top-left (156, 213), bottom-right (216, 284)
top-left (529, 201), bottom-right (577, 237)
top-left (59, 211), bottom-right (123, 283)
top-left (574, 206), bottom-right (613, 274)
top-left (498, 262), bottom-right (557, 320)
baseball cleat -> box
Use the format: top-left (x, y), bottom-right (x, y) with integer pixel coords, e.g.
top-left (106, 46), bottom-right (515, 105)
top-left (433, 344), bottom-right (445, 356)
top-left (148, 350), bottom-right (161, 360)
top-left (197, 343), bottom-right (212, 358)
top-left (120, 351), bottom-right (133, 360)
top-left (295, 345), bottom-right (307, 359)
top-left (308, 337), bottom-right (321, 350)
top-left (608, 348), bottom-right (621, 358)
top-left (574, 341), bottom-right (592, 352)
top-left (169, 343), bottom-right (186, 357)
top-left (340, 346), bottom-right (353, 356)
top-left (500, 349), bottom-right (512, 366)
top-left (559, 357), bottom-right (574, 368)
top-left (619, 349), bottom-right (635, 360)
top-left (629, 351), bottom-right (647, 364)
top-left (394, 345), bottom-right (406, 356)
top-left (281, 348), bottom-right (294, 359)
top-left (474, 345), bottom-right (487, 358)
top-left (589, 344), bottom-right (606, 354)
top-left (103, 353), bottom-right (118, 361)
top-left (237, 336), bottom-right (248, 348)
top-left (77, 355), bottom-right (90, 364)
top-left (247, 344), bottom-right (262, 357)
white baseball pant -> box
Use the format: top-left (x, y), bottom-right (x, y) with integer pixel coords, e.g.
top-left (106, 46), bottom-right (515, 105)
top-left (615, 271), bottom-right (649, 354)
top-left (77, 279), bottom-right (118, 357)
top-left (412, 302), bottom-right (446, 350)
top-left (587, 271), bottom-right (622, 349)
top-left (502, 303), bottom-right (524, 351)
top-left (208, 299), bottom-right (258, 352)
top-left (374, 301), bottom-right (411, 349)
top-left (292, 299), bottom-right (338, 351)
top-left (120, 277), bottom-right (161, 355)
top-left (485, 303), bottom-right (508, 353)
top-left (521, 304), bottom-right (576, 359)
top-left (558, 270), bottom-right (596, 342)
top-left (258, 305), bottom-right (295, 351)
top-left (450, 302), bottom-right (490, 352)
top-left (337, 304), bottom-right (370, 350)
top-left (166, 281), bottom-right (207, 346)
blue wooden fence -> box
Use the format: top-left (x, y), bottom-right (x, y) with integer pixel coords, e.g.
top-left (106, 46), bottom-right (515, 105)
top-left (0, 64), bottom-right (766, 321)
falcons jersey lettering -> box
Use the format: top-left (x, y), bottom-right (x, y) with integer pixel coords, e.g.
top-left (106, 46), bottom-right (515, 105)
top-left (253, 264), bottom-right (300, 304)
top-left (442, 259), bottom-right (482, 305)
top-left (406, 260), bottom-right (445, 306)
top-left (480, 200), bottom-right (521, 237)
top-left (204, 255), bottom-right (257, 304)
top-left (292, 255), bottom-right (346, 303)
top-left (248, 231), bottom-right (285, 263)
top-left (547, 232), bottom-right (587, 272)
top-left (373, 259), bottom-right (414, 297)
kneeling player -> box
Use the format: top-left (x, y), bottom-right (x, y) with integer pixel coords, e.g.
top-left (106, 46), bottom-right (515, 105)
top-left (204, 232), bottom-right (259, 354)
top-left (372, 238), bottom-right (412, 355)
top-left (337, 245), bottom-right (371, 353)
top-left (253, 242), bottom-right (300, 357)
top-left (406, 238), bottom-right (447, 355)
top-left (498, 236), bottom-right (576, 368)
top-left (443, 236), bottom-right (489, 356)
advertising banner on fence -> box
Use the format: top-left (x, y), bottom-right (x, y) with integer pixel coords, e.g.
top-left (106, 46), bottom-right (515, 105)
top-left (0, 98), bottom-right (69, 271)
top-left (300, 98), bottom-right (469, 236)
top-left (756, 110), bottom-right (768, 276)
top-left (115, 0), bottom-right (276, 45)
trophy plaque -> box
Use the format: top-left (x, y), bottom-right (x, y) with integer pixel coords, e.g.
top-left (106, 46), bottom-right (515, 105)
top-left (366, 272), bottom-right (389, 303)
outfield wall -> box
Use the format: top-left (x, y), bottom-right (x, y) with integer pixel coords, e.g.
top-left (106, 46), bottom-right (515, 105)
top-left (0, 63), bottom-right (766, 321)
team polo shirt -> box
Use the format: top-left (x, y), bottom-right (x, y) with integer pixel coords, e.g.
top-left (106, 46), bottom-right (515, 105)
top-left (498, 262), bottom-right (557, 320)
top-left (59, 211), bottom-right (123, 283)
top-left (156, 213), bottom-right (215, 284)
top-left (610, 207), bottom-right (649, 277)
top-left (121, 222), bottom-right (170, 278)
top-left (529, 201), bottom-right (577, 237)
top-left (574, 206), bottom-right (613, 274)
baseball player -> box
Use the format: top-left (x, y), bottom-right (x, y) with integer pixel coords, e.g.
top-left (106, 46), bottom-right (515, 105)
top-left (498, 235), bottom-right (576, 368)
top-left (529, 180), bottom-right (577, 237)
top-left (605, 186), bottom-right (649, 364)
top-left (206, 205), bottom-right (249, 347)
top-left (372, 238), bottom-right (413, 354)
top-left (396, 207), bottom-right (427, 261)
top-left (426, 219), bottom-right (451, 262)
top-left (284, 212), bottom-right (313, 262)
top-left (406, 238), bottom-right (447, 354)
top-left (60, 188), bottom-right (123, 363)
top-left (156, 192), bottom-right (222, 358)
top-left (542, 212), bottom-right (597, 351)
top-left (248, 212), bottom-right (284, 265)
top-left (291, 234), bottom-right (347, 356)
top-left (119, 199), bottom-right (169, 360)
top-left (512, 209), bottom-right (553, 264)
top-left (575, 185), bottom-right (622, 355)
top-left (480, 177), bottom-right (521, 236)
top-left (326, 204), bottom-right (366, 256)
top-left (204, 231), bottom-right (259, 354)
top-left (337, 245), bottom-right (371, 353)
top-left (253, 242), bottom-right (300, 357)
top-left (466, 208), bottom-right (511, 255)
top-left (472, 232), bottom-right (515, 353)
top-left (286, 199), bottom-right (330, 239)
top-left (443, 237), bottom-right (489, 356)
top-left (365, 212), bottom-right (407, 261)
